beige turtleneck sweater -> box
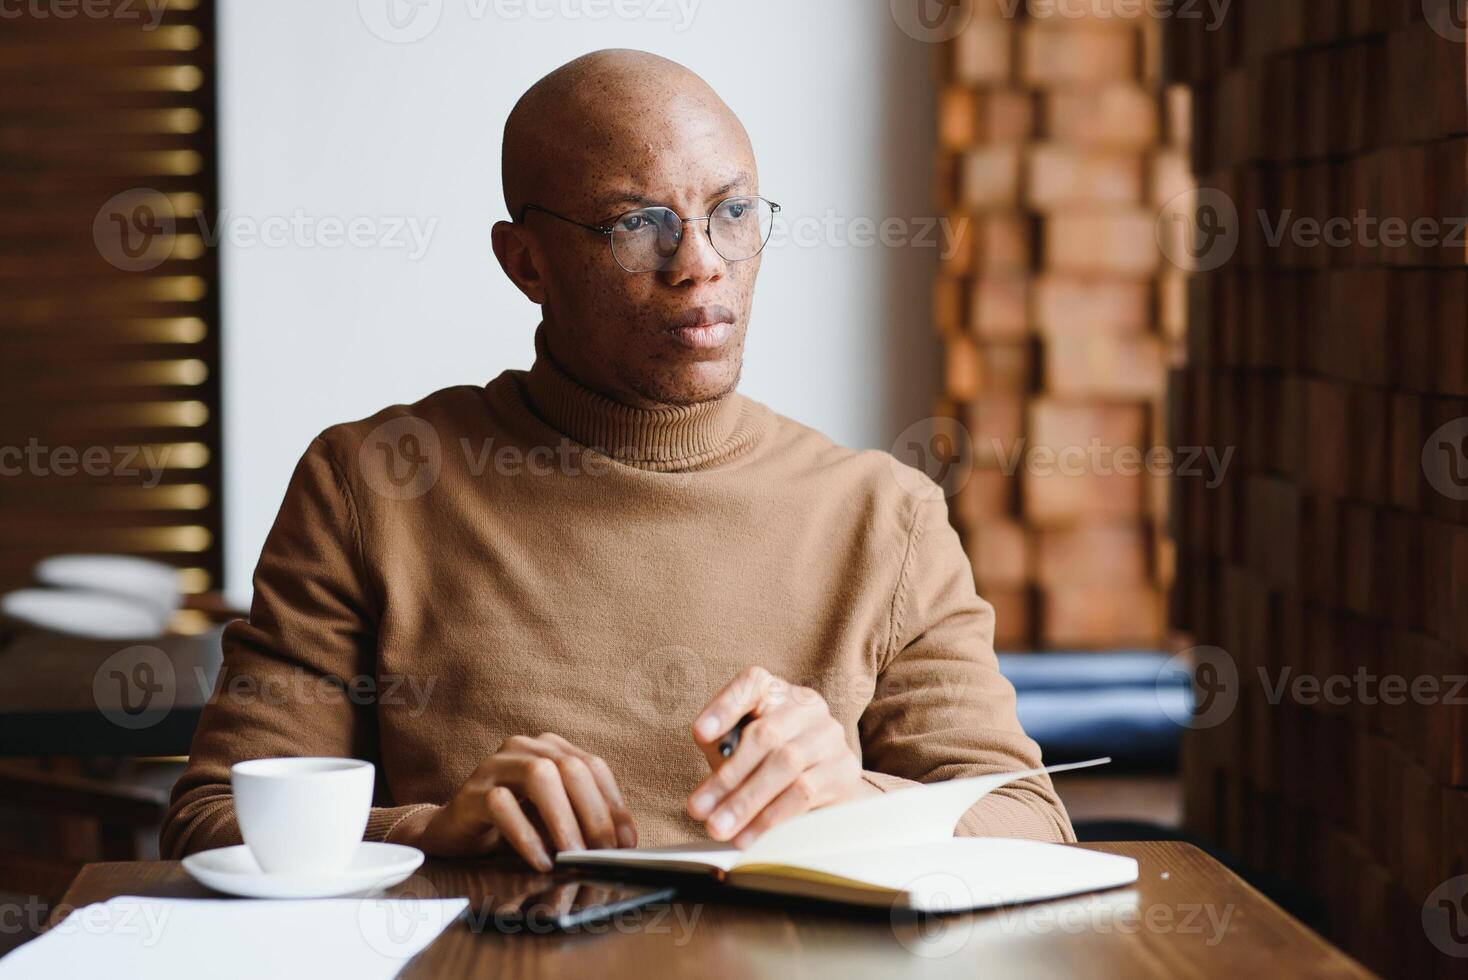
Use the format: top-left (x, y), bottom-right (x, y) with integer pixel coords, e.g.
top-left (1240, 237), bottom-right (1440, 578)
top-left (161, 330), bottom-right (1073, 858)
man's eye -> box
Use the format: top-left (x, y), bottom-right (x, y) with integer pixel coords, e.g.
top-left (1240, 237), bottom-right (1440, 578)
top-left (619, 215), bottom-right (646, 232)
top-left (723, 203), bottom-right (748, 219)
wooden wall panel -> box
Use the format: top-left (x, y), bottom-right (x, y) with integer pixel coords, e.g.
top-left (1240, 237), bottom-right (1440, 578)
top-left (1167, 2), bottom-right (1468, 975)
top-left (938, 3), bottom-right (1186, 650)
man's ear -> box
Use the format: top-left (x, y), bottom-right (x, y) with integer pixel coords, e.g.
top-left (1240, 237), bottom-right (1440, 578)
top-left (491, 220), bottom-right (547, 305)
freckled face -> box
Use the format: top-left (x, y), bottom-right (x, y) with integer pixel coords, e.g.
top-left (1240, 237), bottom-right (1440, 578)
top-left (524, 92), bottom-right (762, 408)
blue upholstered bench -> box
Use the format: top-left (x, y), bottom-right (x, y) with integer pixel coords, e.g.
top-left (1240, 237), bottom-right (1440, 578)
top-left (997, 652), bottom-right (1191, 770)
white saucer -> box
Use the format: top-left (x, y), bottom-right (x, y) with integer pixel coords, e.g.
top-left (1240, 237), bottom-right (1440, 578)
top-left (182, 842), bottom-right (425, 899)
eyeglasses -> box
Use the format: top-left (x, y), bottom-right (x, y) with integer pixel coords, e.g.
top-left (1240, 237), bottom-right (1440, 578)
top-left (518, 196), bottom-right (781, 273)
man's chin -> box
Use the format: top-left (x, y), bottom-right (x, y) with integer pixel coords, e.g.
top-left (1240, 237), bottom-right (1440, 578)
top-left (629, 360), bottom-right (742, 407)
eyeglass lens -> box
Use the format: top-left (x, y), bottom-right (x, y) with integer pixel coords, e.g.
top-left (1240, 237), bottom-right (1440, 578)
top-left (610, 197), bottom-right (775, 272)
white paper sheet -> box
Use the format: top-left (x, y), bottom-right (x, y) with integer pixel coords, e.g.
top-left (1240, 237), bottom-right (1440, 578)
top-left (740, 757), bottom-right (1110, 864)
top-left (0, 895), bottom-right (469, 980)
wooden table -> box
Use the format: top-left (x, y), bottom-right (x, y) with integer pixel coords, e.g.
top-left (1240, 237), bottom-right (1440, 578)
top-left (46, 842), bottom-right (1372, 978)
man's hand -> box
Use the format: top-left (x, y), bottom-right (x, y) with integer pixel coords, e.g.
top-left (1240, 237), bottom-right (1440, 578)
top-left (686, 666), bottom-right (877, 847)
top-left (386, 732), bottom-right (637, 872)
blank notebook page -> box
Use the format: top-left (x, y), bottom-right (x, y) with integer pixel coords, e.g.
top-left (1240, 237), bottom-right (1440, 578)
top-left (0, 895), bottom-right (469, 980)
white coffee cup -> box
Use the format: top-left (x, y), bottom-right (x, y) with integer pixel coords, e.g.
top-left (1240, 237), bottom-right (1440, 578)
top-left (231, 757), bottom-right (374, 875)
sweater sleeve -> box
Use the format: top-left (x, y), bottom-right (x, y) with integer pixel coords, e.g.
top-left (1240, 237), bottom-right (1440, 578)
top-left (160, 436), bottom-right (429, 859)
top-left (856, 491), bottom-right (1076, 844)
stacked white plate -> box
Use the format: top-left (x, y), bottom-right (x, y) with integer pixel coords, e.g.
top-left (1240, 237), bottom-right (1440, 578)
top-left (0, 554), bottom-right (182, 639)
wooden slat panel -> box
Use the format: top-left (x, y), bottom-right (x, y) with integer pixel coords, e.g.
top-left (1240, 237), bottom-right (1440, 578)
top-left (0, 0), bottom-right (221, 595)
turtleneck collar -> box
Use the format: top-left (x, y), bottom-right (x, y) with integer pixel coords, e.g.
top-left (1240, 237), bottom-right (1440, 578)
top-left (519, 324), bottom-right (758, 472)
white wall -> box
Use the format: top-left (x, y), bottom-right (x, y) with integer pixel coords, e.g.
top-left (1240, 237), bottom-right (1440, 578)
top-left (219, 0), bottom-right (939, 604)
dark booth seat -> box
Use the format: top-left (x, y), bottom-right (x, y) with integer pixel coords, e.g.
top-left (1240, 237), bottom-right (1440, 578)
top-left (997, 652), bottom-right (1191, 770)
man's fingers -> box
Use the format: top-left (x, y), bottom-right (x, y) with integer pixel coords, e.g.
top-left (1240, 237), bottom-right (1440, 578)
top-left (528, 732), bottom-right (582, 760)
top-left (533, 734), bottom-right (630, 809)
top-left (444, 738), bottom-right (639, 863)
top-left (485, 785), bottom-right (553, 872)
top-left (688, 708), bottom-right (823, 821)
top-left (528, 734), bottom-right (637, 849)
top-left (732, 761), bottom-right (846, 849)
top-left (692, 665), bottom-right (775, 745)
top-left (554, 755), bottom-right (618, 849)
top-left (704, 737), bottom-right (813, 841)
top-left (584, 756), bottom-right (638, 848)
top-left (687, 714), bottom-right (779, 819)
top-left (517, 756), bottom-right (587, 853)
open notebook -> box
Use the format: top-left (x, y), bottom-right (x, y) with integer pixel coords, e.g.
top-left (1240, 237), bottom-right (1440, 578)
top-left (558, 758), bottom-right (1137, 911)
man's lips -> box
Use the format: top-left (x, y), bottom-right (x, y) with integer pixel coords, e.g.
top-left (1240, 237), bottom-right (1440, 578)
top-left (666, 306), bottom-right (736, 351)
top-left (670, 321), bottom-right (733, 350)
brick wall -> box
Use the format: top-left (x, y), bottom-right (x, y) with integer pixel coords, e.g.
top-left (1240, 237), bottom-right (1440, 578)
top-left (1166, 2), bottom-right (1468, 975)
top-left (937, 2), bottom-right (1188, 650)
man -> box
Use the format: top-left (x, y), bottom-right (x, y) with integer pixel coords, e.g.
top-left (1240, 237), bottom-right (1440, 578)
top-left (162, 49), bottom-right (1072, 872)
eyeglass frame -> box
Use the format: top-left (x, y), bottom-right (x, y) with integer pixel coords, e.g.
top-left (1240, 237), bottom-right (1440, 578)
top-left (515, 196), bottom-right (782, 272)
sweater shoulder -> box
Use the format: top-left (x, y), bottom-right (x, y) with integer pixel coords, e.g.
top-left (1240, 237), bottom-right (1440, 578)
top-left (758, 406), bottom-right (939, 515)
top-left (310, 383), bottom-right (495, 459)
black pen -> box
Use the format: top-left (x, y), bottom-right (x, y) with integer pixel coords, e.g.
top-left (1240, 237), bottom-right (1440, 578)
top-left (717, 713), bottom-right (755, 758)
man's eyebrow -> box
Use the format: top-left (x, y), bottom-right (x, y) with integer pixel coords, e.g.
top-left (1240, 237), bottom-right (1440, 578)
top-left (592, 173), bottom-right (755, 215)
top-left (706, 172), bottom-right (753, 202)
top-left (595, 190), bottom-right (654, 213)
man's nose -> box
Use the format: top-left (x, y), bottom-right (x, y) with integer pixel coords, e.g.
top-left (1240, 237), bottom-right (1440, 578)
top-left (660, 219), bottom-right (724, 286)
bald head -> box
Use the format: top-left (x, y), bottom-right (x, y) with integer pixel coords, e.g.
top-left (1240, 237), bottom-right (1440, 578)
top-left (502, 49), bottom-right (753, 221)
top-left (491, 49), bottom-right (766, 410)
